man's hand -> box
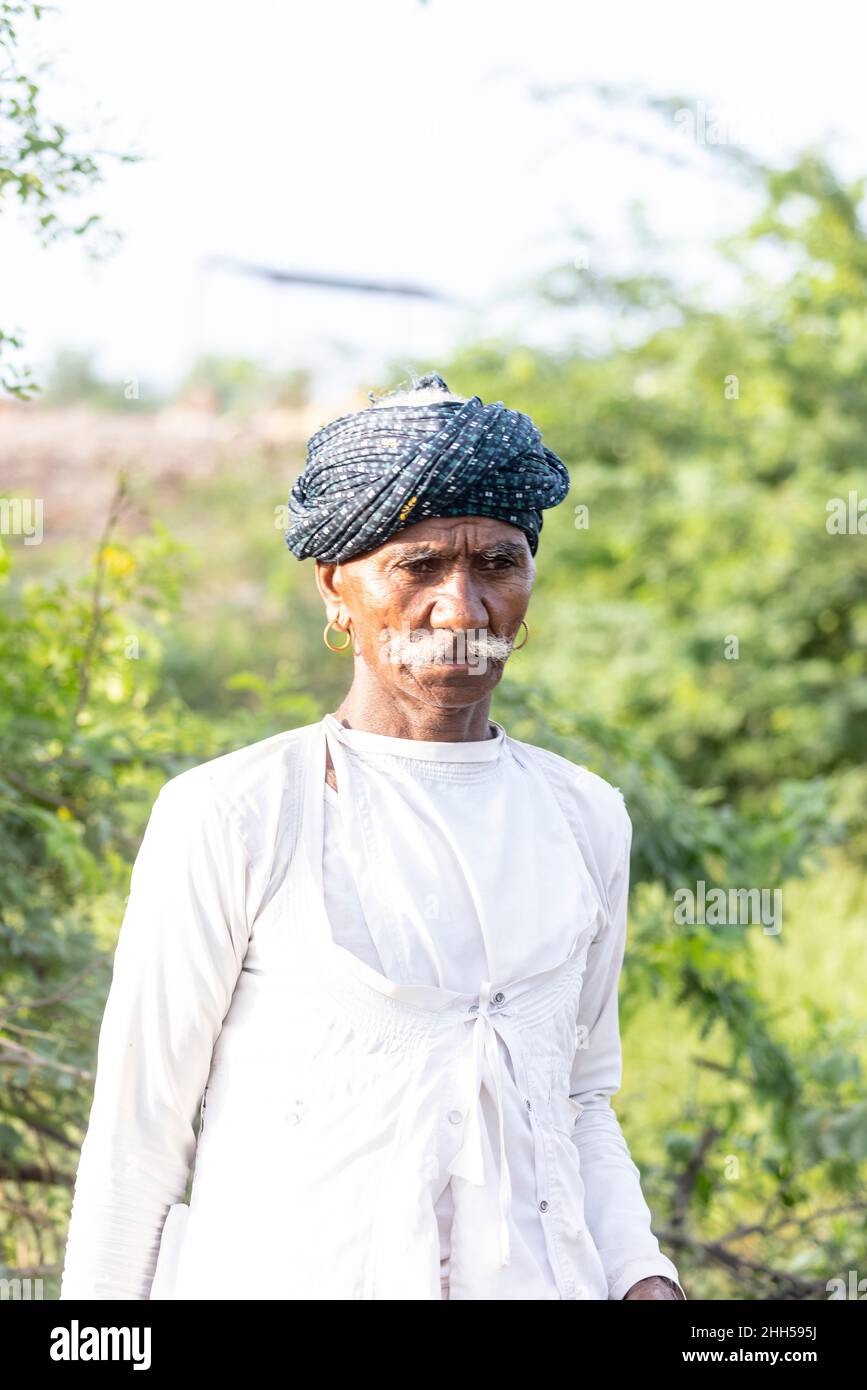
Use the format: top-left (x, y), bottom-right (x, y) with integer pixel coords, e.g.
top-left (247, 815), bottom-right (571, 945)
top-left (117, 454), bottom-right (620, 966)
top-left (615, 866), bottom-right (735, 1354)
top-left (624, 1275), bottom-right (682, 1300)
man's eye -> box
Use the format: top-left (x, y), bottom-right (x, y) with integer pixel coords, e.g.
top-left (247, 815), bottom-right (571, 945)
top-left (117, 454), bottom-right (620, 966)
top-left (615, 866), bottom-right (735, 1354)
top-left (401, 556), bottom-right (514, 573)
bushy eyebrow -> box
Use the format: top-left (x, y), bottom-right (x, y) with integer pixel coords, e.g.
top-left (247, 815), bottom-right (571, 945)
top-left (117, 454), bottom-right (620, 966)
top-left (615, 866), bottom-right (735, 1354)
top-left (391, 540), bottom-right (527, 562)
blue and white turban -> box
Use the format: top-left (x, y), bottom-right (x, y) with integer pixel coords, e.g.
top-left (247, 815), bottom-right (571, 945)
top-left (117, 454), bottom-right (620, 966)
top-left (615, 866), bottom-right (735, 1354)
top-left (284, 372), bottom-right (570, 564)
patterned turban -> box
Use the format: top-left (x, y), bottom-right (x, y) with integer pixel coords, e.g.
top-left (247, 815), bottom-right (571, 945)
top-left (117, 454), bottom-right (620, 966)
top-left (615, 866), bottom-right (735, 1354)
top-left (283, 372), bottom-right (571, 564)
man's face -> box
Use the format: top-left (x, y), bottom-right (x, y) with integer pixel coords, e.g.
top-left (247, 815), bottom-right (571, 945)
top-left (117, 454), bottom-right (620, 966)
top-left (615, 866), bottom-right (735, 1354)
top-left (315, 515), bottom-right (535, 708)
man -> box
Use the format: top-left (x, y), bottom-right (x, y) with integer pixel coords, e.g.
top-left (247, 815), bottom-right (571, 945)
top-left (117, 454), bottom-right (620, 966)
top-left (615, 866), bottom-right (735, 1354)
top-left (60, 371), bottom-right (684, 1301)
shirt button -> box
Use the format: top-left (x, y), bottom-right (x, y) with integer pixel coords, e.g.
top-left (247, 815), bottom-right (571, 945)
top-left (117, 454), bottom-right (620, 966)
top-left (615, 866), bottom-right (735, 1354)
top-left (493, 991), bottom-right (505, 1005)
top-left (538, 1199), bottom-right (549, 1213)
top-left (447, 1109), bottom-right (463, 1125)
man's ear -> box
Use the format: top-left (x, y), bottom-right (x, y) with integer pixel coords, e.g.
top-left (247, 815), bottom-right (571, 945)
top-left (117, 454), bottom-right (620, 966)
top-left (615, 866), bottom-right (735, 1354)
top-left (314, 560), bottom-right (337, 606)
top-left (315, 558), bottom-right (354, 628)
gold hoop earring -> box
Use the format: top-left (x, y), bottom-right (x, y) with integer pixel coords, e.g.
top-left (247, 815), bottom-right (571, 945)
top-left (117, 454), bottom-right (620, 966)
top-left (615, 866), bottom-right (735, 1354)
top-left (512, 618), bottom-right (529, 650)
top-left (324, 618), bottom-right (352, 652)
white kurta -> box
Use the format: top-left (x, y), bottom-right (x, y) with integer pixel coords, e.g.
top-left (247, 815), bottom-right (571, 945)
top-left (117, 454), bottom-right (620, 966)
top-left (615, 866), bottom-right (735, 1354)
top-left (59, 712), bottom-right (685, 1301)
top-left (321, 713), bottom-right (578, 1297)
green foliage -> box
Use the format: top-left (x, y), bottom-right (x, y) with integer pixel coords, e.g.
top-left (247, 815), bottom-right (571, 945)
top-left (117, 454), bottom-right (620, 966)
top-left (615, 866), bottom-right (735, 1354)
top-left (0, 0), bottom-right (144, 397)
top-left (0, 482), bottom-right (238, 1286)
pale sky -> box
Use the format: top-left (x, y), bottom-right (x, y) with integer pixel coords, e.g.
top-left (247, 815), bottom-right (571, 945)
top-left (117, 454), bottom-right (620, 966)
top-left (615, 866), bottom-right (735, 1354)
top-left (3, 0), bottom-right (865, 401)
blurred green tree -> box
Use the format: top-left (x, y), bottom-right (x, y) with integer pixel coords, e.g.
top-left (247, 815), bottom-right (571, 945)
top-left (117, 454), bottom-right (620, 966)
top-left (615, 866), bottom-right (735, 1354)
top-left (0, 0), bottom-right (143, 397)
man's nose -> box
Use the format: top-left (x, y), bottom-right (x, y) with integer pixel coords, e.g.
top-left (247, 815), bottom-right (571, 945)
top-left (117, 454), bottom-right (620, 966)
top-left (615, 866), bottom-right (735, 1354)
top-left (428, 571), bottom-right (490, 631)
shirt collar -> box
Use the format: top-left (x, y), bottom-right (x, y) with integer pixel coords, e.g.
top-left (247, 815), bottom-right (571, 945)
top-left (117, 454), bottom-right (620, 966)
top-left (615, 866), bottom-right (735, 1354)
top-left (322, 711), bottom-right (506, 764)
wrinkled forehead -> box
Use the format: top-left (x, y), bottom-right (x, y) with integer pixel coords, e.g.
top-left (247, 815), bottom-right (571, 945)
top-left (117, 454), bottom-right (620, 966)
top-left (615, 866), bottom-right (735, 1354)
top-left (331, 514), bottom-right (532, 568)
top-left (385, 514), bottom-right (529, 547)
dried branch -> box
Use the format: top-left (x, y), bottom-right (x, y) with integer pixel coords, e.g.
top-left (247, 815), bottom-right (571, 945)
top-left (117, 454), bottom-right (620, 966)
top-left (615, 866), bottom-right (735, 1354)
top-left (72, 470), bottom-right (130, 725)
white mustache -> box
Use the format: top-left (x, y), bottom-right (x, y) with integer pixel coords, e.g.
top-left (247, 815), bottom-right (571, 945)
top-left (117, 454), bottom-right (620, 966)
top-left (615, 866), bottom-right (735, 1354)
top-left (377, 626), bottom-right (516, 669)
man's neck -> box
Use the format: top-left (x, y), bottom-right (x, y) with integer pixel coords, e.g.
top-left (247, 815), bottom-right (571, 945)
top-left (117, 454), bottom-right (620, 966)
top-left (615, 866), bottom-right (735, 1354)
top-left (331, 686), bottom-right (495, 743)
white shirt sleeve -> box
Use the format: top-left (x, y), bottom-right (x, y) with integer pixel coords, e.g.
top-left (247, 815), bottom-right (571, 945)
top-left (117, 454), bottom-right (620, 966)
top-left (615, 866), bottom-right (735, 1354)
top-left (568, 796), bottom-right (686, 1301)
top-left (59, 772), bottom-right (252, 1300)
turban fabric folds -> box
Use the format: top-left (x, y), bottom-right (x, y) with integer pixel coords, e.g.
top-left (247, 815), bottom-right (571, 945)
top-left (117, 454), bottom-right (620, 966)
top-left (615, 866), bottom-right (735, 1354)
top-left (284, 372), bottom-right (571, 564)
